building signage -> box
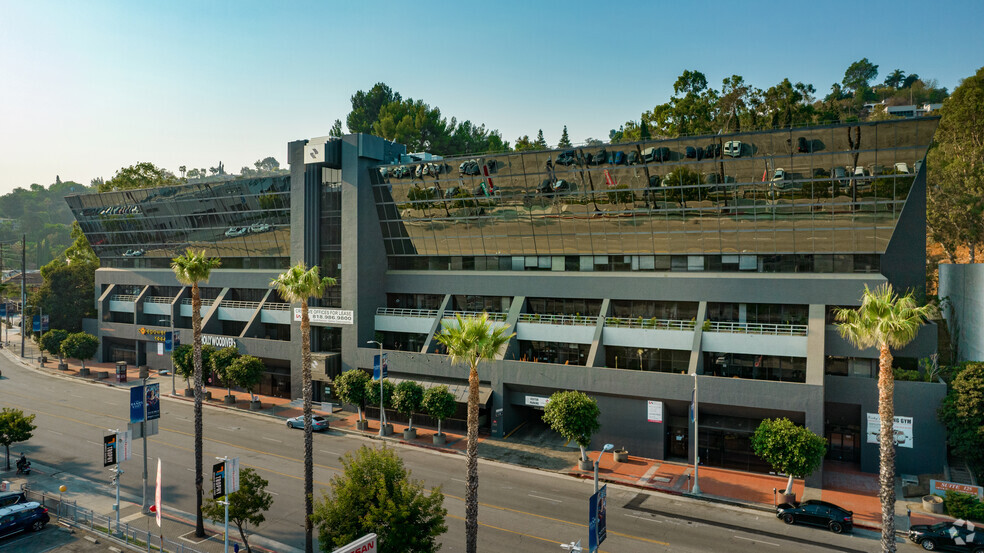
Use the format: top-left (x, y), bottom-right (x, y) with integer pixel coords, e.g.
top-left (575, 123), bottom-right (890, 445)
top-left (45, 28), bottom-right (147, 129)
top-left (139, 327), bottom-right (168, 342)
top-left (866, 413), bottom-right (913, 448)
top-left (525, 395), bottom-right (550, 408)
top-left (929, 480), bottom-right (984, 500)
top-left (202, 335), bottom-right (237, 348)
top-left (373, 354), bottom-right (388, 381)
top-left (130, 384), bottom-right (161, 423)
top-left (164, 331), bottom-right (174, 352)
top-left (647, 401), bottom-right (663, 423)
top-left (212, 461), bottom-right (226, 500)
top-left (103, 433), bottom-right (117, 466)
top-left (293, 308), bottom-right (354, 325)
top-left (331, 533), bottom-right (377, 553)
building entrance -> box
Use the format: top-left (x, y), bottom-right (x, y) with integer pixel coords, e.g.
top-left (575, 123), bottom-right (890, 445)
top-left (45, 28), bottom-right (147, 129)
top-left (666, 417), bottom-right (689, 461)
top-left (825, 425), bottom-right (861, 463)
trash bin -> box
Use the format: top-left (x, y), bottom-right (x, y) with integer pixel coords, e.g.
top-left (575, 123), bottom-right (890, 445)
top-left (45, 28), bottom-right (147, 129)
top-left (116, 361), bottom-right (127, 383)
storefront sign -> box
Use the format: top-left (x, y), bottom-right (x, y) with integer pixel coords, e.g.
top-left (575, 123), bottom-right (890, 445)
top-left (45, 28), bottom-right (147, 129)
top-left (525, 395), bottom-right (550, 408)
top-left (139, 328), bottom-right (167, 342)
top-left (866, 413), bottom-right (913, 448)
top-left (202, 335), bottom-right (237, 348)
top-left (647, 401), bottom-right (663, 423)
top-left (929, 480), bottom-right (983, 500)
top-left (332, 533), bottom-right (377, 553)
top-left (293, 308), bottom-right (354, 325)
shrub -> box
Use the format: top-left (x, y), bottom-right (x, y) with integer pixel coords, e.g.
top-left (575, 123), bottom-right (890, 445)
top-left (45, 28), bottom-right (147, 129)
top-left (942, 491), bottom-right (984, 523)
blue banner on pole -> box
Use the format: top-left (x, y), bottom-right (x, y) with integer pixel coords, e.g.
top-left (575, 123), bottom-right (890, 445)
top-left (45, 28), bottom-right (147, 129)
top-left (146, 383), bottom-right (160, 420)
top-left (130, 386), bottom-right (144, 423)
top-left (0, 304), bottom-right (6, 317)
top-left (131, 384), bottom-right (161, 423)
top-left (164, 331), bottom-right (173, 352)
top-left (373, 353), bottom-right (388, 381)
top-left (589, 484), bottom-right (607, 553)
top-left (32, 315), bottom-right (40, 333)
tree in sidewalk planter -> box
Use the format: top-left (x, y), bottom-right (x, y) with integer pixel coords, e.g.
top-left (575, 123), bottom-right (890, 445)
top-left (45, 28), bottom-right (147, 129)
top-left (938, 362), bottom-right (984, 468)
top-left (392, 380), bottom-right (424, 433)
top-left (228, 355), bottom-right (266, 404)
top-left (171, 248), bottom-right (221, 539)
top-left (39, 329), bottom-right (69, 365)
top-left (422, 385), bottom-right (456, 439)
top-left (750, 418), bottom-right (826, 497)
top-left (312, 446), bottom-right (447, 553)
top-left (59, 332), bottom-right (99, 372)
top-left (270, 261), bottom-right (336, 553)
top-left (435, 313), bottom-right (514, 553)
top-left (202, 467), bottom-right (273, 553)
top-left (835, 284), bottom-right (935, 553)
top-left (210, 346), bottom-right (241, 401)
top-left (0, 408), bottom-right (36, 470)
top-left (365, 378), bottom-right (395, 426)
top-left (541, 390), bottom-right (601, 464)
top-left (335, 369), bottom-right (371, 423)
top-left (172, 343), bottom-right (216, 392)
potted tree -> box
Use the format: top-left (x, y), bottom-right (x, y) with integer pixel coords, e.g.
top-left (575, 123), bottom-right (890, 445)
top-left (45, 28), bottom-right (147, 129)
top-left (365, 378), bottom-right (395, 436)
top-left (172, 344), bottom-right (195, 396)
top-left (60, 332), bottom-right (99, 376)
top-left (39, 329), bottom-right (69, 370)
top-left (335, 369), bottom-right (371, 431)
top-left (423, 385), bottom-right (456, 445)
top-left (211, 346), bottom-right (241, 405)
top-left (542, 390), bottom-right (601, 471)
top-left (228, 355), bottom-right (265, 410)
top-left (750, 417), bottom-right (826, 504)
top-left (392, 380), bottom-right (424, 440)
top-left (613, 448), bottom-right (629, 463)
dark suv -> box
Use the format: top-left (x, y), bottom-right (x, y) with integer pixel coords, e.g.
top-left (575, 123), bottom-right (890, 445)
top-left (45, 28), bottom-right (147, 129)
top-left (0, 492), bottom-right (27, 508)
top-left (908, 521), bottom-right (984, 552)
top-left (776, 499), bottom-right (853, 533)
top-left (0, 501), bottom-right (50, 539)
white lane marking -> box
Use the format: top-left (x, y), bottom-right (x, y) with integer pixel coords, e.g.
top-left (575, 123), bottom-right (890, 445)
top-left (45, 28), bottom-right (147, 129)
top-left (217, 426), bottom-right (238, 432)
top-left (70, 394), bottom-right (84, 398)
top-left (734, 535), bottom-right (780, 547)
top-left (451, 478), bottom-right (467, 484)
top-left (625, 514), bottom-right (663, 523)
top-left (267, 491), bottom-right (279, 496)
top-left (527, 493), bottom-right (561, 503)
top-left (47, 429), bottom-right (64, 435)
top-left (85, 440), bottom-right (101, 446)
top-left (320, 450), bottom-right (340, 456)
top-left (262, 437), bottom-right (282, 443)
top-left (186, 468), bottom-right (195, 472)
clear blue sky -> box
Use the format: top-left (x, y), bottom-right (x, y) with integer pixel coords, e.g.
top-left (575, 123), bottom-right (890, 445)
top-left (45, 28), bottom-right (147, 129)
top-left (1, 0), bottom-right (982, 193)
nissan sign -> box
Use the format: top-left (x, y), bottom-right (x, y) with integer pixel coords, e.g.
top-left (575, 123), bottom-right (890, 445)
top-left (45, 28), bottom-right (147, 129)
top-left (332, 533), bottom-right (377, 553)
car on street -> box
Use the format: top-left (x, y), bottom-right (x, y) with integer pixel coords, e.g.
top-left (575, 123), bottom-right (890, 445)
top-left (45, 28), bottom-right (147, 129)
top-left (0, 501), bottom-right (50, 539)
top-left (225, 227), bottom-right (248, 237)
top-left (908, 521), bottom-right (984, 551)
top-left (249, 223), bottom-right (271, 233)
top-left (0, 492), bottom-right (26, 508)
top-left (776, 499), bottom-right (853, 534)
top-left (286, 415), bottom-right (329, 431)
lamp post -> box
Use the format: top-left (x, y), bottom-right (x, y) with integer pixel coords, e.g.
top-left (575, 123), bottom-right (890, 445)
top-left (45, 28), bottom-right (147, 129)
top-left (692, 373), bottom-right (701, 495)
top-left (594, 443), bottom-right (614, 494)
top-left (367, 340), bottom-right (386, 436)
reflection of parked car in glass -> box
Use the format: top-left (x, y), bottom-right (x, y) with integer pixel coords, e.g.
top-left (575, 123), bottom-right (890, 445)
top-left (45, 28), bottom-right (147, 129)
top-left (556, 150), bottom-right (578, 166)
top-left (459, 160), bottom-right (481, 175)
top-left (685, 146), bottom-right (705, 160)
top-left (894, 162), bottom-right (910, 174)
top-left (626, 151), bottom-right (640, 165)
top-left (123, 249), bottom-right (145, 257)
top-left (551, 180), bottom-right (571, 192)
top-left (225, 227), bottom-right (248, 237)
top-left (797, 136), bottom-right (813, 153)
top-left (908, 520), bottom-right (984, 551)
top-left (704, 143), bottom-right (722, 159)
top-left (642, 147), bottom-right (670, 163)
top-left (724, 141), bottom-right (742, 157)
top-left (443, 186), bottom-right (461, 199)
top-left (589, 149), bottom-right (608, 165)
top-left (611, 151), bottom-right (626, 165)
top-left (250, 223), bottom-right (271, 233)
top-left (832, 167), bottom-right (848, 182)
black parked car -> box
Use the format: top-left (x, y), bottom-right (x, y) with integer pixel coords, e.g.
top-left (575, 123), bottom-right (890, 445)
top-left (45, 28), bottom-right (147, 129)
top-left (590, 149), bottom-right (608, 165)
top-left (704, 143), bottom-right (722, 159)
top-left (909, 521), bottom-right (984, 552)
top-left (556, 150), bottom-right (578, 166)
top-left (776, 500), bottom-right (853, 534)
top-left (685, 146), bottom-right (705, 160)
top-left (0, 501), bottom-right (50, 539)
top-left (797, 136), bottom-right (813, 153)
top-left (626, 150), bottom-right (640, 165)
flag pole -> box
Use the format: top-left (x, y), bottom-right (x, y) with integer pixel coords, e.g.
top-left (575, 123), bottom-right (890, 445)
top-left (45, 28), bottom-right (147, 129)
top-left (692, 373), bottom-right (701, 495)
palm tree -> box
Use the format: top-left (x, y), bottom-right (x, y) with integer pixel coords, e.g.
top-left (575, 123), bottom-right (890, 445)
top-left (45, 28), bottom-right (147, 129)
top-left (835, 284), bottom-right (934, 553)
top-left (271, 262), bottom-right (335, 553)
top-left (171, 248), bottom-right (221, 538)
top-left (435, 313), bottom-right (514, 553)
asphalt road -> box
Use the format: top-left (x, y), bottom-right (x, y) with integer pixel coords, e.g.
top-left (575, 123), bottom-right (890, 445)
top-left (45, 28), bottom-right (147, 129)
top-left (0, 356), bottom-right (886, 552)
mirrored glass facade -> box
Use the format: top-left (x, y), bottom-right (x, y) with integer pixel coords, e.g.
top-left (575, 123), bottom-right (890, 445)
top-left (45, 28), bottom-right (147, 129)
top-left (370, 118), bottom-right (936, 266)
top-left (66, 176), bottom-right (291, 268)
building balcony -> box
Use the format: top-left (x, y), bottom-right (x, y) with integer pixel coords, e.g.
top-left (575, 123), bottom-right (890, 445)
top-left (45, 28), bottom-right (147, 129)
top-left (375, 307), bottom-right (439, 334)
top-left (702, 321), bottom-right (808, 357)
top-left (516, 314), bottom-right (596, 344)
top-left (179, 298), bottom-right (213, 318)
top-left (141, 296), bottom-right (173, 315)
top-left (108, 294), bottom-right (137, 313)
top-left (216, 300), bottom-right (260, 322)
top-left (602, 317), bottom-right (695, 350)
top-left (260, 302), bottom-right (291, 324)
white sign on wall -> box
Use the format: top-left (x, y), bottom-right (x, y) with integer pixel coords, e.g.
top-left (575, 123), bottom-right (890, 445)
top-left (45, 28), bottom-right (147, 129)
top-left (647, 401), bottom-right (663, 423)
top-left (866, 413), bottom-right (913, 448)
top-left (294, 308), bottom-right (354, 325)
top-left (525, 395), bottom-right (551, 408)
top-left (202, 335), bottom-right (237, 348)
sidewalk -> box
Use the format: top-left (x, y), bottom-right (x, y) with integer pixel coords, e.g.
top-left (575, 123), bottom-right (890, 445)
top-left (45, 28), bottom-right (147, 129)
top-left (5, 329), bottom-right (958, 535)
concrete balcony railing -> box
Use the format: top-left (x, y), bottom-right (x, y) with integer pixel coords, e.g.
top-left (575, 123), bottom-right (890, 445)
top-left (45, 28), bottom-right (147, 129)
top-left (604, 316), bottom-right (696, 331)
top-left (518, 313), bottom-right (596, 326)
top-left (375, 307), bottom-right (439, 335)
top-left (705, 321), bottom-right (808, 336)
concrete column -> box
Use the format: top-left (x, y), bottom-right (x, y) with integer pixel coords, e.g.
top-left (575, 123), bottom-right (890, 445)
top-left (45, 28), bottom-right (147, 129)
top-left (688, 301), bottom-right (708, 375)
top-left (499, 296), bottom-right (525, 361)
top-left (585, 298), bottom-right (610, 368)
top-left (805, 304), bottom-right (826, 386)
top-left (421, 294), bottom-right (452, 353)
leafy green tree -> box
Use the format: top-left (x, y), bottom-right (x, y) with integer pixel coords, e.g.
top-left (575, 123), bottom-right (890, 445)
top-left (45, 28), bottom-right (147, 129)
top-left (750, 418), bottom-right (826, 495)
top-left (171, 248), bottom-right (221, 538)
top-left (335, 369), bottom-right (371, 422)
top-left (542, 391), bottom-right (601, 463)
top-left (938, 363), bottom-right (984, 467)
top-left (202, 467), bottom-right (273, 553)
top-left (843, 57), bottom-right (879, 97)
top-left (60, 332), bottom-right (98, 371)
top-left (365, 378), bottom-right (395, 419)
top-left (98, 162), bottom-right (181, 193)
top-left (270, 262), bottom-right (336, 553)
top-left (312, 446), bottom-right (446, 553)
top-left (0, 408), bottom-right (36, 470)
top-left (557, 126), bottom-right (572, 148)
top-left (763, 78), bottom-right (816, 128)
top-left (533, 129), bottom-right (547, 149)
top-left (373, 98), bottom-right (452, 153)
top-left (28, 259), bottom-right (96, 333)
top-left (514, 135), bottom-right (537, 151)
top-left (835, 284), bottom-right (935, 553)
top-left (422, 386), bottom-right (456, 437)
top-left (392, 380), bottom-right (424, 431)
top-left (884, 69), bottom-right (906, 89)
top-left (173, 343), bottom-right (216, 390)
top-left (329, 119), bottom-right (343, 137)
top-left (347, 83), bottom-right (402, 134)
top-left (210, 346), bottom-right (241, 399)
top-left (63, 222), bottom-right (98, 265)
top-left (228, 355), bottom-right (266, 400)
top-left (435, 313), bottom-right (514, 553)
top-left (39, 329), bottom-right (69, 363)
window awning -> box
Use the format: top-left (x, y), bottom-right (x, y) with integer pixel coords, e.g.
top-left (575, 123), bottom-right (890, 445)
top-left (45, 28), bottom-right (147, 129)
top-left (386, 376), bottom-right (492, 405)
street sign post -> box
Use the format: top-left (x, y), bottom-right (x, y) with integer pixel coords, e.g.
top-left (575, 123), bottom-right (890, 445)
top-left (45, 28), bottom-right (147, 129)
top-left (588, 484), bottom-right (607, 553)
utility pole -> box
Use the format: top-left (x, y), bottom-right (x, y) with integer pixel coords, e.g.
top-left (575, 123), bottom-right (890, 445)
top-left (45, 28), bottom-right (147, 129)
top-left (110, 428), bottom-right (123, 534)
top-left (20, 234), bottom-right (25, 358)
top-left (141, 377), bottom-right (149, 513)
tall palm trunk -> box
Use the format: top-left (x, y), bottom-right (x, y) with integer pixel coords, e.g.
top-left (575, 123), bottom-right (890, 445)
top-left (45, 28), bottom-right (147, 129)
top-left (465, 363), bottom-right (480, 553)
top-left (192, 283), bottom-right (205, 537)
top-left (301, 302), bottom-right (314, 553)
top-left (878, 344), bottom-right (896, 553)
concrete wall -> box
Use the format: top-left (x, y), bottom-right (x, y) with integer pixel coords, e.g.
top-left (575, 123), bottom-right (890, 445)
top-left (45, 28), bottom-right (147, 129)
top-left (938, 263), bottom-right (984, 362)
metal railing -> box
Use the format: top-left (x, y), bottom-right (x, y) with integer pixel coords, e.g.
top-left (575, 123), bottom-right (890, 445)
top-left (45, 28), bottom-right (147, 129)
top-left (604, 317), bottom-right (696, 331)
top-left (180, 298), bottom-right (215, 306)
top-left (24, 488), bottom-right (206, 553)
top-left (110, 294), bottom-right (137, 303)
top-left (443, 310), bottom-right (508, 322)
top-left (518, 313), bottom-right (597, 326)
top-left (143, 296), bottom-right (173, 304)
top-left (705, 321), bottom-right (809, 336)
top-left (219, 300), bottom-right (260, 310)
top-left (262, 302), bottom-right (290, 311)
top-left (376, 307), bottom-right (439, 318)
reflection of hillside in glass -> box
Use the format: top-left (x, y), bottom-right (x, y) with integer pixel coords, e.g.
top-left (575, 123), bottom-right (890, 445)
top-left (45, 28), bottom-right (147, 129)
top-left (372, 118), bottom-right (936, 257)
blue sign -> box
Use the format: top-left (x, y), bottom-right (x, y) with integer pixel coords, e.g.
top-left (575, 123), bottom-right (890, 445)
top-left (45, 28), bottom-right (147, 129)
top-left (589, 484), bottom-right (607, 553)
top-left (164, 331), bottom-right (173, 352)
top-left (0, 304), bottom-right (5, 317)
top-left (130, 384), bottom-right (162, 423)
top-left (130, 386), bottom-right (144, 423)
top-left (146, 383), bottom-right (160, 421)
top-left (373, 353), bottom-right (388, 381)
top-left (32, 315), bottom-right (49, 332)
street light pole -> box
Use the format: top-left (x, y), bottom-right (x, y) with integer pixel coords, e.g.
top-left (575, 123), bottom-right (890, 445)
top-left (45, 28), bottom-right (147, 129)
top-left (367, 340), bottom-right (385, 436)
top-left (217, 456), bottom-right (230, 553)
top-left (692, 373), bottom-right (701, 495)
top-left (594, 443), bottom-right (614, 495)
